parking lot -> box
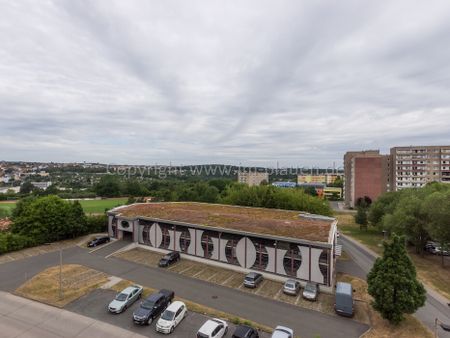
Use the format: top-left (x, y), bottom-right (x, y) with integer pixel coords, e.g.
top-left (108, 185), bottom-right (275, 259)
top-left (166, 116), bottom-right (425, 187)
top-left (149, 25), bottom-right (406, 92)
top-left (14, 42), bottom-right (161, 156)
top-left (115, 248), bottom-right (340, 317)
top-left (66, 288), bottom-right (271, 338)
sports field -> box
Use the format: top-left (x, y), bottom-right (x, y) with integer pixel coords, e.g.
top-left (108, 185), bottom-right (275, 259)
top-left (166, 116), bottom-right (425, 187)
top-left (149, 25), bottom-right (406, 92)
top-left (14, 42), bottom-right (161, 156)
top-left (0, 198), bottom-right (127, 216)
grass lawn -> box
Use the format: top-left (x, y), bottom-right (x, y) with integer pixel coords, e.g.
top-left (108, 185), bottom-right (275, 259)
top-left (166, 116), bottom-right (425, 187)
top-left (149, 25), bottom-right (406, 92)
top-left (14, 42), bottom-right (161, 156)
top-left (0, 202), bottom-right (16, 217)
top-left (15, 264), bottom-right (108, 307)
top-left (78, 198), bottom-right (127, 214)
top-left (0, 198), bottom-right (127, 215)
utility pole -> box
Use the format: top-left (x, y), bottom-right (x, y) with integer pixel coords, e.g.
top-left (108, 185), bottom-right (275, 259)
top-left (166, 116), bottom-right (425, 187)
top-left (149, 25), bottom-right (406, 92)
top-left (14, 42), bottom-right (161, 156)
top-left (59, 248), bottom-right (63, 300)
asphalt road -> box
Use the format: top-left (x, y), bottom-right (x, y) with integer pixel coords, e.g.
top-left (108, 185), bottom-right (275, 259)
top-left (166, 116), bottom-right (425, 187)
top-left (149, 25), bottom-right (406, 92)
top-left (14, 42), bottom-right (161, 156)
top-left (0, 291), bottom-right (147, 338)
top-left (90, 239), bottom-right (132, 257)
top-left (340, 235), bottom-right (450, 338)
top-left (0, 246), bottom-right (369, 338)
top-left (67, 288), bottom-right (270, 338)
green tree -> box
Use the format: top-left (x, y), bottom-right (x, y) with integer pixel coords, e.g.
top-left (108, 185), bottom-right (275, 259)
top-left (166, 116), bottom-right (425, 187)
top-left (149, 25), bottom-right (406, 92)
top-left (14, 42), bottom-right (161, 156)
top-left (383, 193), bottom-right (429, 255)
top-left (11, 195), bottom-right (87, 243)
top-left (66, 201), bottom-right (88, 238)
top-left (354, 206), bottom-right (368, 228)
top-left (423, 191), bottom-right (450, 266)
top-left (367, 235), bottom-right (426, 324)
top-left (19, 181), bottom-right (34, 194)
top-left (95, 175), bottom-right (122, 197)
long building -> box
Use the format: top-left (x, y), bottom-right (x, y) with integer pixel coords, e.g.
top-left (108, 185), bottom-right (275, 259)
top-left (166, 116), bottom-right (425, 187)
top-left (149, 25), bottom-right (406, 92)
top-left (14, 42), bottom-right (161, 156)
top-left (344, 145), bottom-right (450, 206)
top-left (108, 202), bottom-right (338, 292)
top-left (391, 145), bottom-right (450, 190)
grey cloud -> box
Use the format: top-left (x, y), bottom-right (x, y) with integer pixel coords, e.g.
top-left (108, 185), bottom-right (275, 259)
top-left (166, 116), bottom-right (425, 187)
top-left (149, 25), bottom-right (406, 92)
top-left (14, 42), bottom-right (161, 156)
top-left (1, 0), bottom-right (450, 167)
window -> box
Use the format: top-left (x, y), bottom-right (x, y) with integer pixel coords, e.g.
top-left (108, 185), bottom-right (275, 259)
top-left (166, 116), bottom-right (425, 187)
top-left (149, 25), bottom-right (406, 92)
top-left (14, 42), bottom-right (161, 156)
top-left (279, 242), bottom-right (301, 277)
top-left (178, 227), bottom-right (191, 253)
top-left (201, 231), bottom-right (217, 259)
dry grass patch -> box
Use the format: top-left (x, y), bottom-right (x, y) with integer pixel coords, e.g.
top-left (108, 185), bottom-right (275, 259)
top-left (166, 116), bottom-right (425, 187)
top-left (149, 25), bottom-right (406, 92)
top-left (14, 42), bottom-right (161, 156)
top-left (409, 252), bottom-right (450, 300)
top-left (15, 264), bottom-right (108, 307)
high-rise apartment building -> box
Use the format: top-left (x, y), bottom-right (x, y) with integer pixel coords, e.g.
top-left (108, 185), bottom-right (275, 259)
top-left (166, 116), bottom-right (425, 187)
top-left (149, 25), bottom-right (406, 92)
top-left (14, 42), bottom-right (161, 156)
top-left (343, 150), bottom-right (390, 207)
top-left (390, 146), bottom-right (450, 190)
top-left (237, 171), bottom-right (269, 186)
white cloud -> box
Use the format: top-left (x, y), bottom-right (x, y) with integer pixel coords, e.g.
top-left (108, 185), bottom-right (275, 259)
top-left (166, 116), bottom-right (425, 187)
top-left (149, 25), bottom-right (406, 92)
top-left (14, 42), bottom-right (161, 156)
top-left (0, 0), bottom-right (450, 166)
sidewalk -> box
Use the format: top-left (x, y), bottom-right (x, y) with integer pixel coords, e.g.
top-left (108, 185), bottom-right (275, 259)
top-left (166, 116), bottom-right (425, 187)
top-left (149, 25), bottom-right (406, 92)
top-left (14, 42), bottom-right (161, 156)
top-left (0, 291), bottom-right (147, 338)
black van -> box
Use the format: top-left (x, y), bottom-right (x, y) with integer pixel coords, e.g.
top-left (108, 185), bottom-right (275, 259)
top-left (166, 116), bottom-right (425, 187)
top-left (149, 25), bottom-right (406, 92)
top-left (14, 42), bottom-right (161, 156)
top-left (334, 282), bottom-right (354, 317)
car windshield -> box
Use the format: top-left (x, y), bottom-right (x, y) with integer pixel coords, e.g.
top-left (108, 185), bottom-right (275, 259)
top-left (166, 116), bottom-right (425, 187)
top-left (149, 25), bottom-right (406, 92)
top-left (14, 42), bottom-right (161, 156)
top-left (161, 310), bottom-right (175, 321)
top-left (115, 293), bottom-right (128, 301)
top-left (141, 299), bottom-right (155, 310)
top-left (305, 284), bottom-right (316, 292)
top-left (285, 282), bottom-right (295, 288)
top-left (163, 255), bottom-right (171, 260)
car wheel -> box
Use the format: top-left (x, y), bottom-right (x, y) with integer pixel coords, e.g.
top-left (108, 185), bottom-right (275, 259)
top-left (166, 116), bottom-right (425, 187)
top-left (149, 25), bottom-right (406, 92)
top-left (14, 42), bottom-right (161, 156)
top-left (170, 326), bottom-right (174, 333)
top-left (123, 305), bottom-right (127, 312)
top-left (147, 317), bottom-right (152, 325)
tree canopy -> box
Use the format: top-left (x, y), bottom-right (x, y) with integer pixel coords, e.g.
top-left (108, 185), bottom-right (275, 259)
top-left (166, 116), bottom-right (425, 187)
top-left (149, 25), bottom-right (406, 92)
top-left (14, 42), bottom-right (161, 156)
top-left (367, 235), bottom-right (426, 324)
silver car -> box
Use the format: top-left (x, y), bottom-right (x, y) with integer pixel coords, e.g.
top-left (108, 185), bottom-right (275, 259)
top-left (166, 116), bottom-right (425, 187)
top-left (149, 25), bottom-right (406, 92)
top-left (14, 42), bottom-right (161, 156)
top-left (108, 284), bottom-right (143, 313)
top-left (283, 279), bottom-right (301, 296)
top-left (302, 282), bottom-right (319, 301)
top-left (243, 272), bottom-right (263, 288)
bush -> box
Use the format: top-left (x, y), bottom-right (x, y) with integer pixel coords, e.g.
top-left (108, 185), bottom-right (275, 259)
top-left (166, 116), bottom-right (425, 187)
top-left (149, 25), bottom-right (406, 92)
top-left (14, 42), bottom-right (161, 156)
top-left (86, 214), bottom-right (108, 233)
top-left (0, 232), bottom-right (36, 254)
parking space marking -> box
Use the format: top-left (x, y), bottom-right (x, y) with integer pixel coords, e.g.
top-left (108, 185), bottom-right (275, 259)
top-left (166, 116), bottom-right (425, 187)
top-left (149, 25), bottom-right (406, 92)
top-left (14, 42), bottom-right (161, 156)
top-left (206, 272), bottom-right (218, 282)
top-left (221, 274), bottom-right (235, 286)
top-left (274, 287), bottom-right (283, 300)
top-left (295, 293), bottom-right (302, 305)
top-left (178, 265), bottom-right (194, 275)
top-left (254, 281), bottom-right (267, 295)
top-left (192, 268), bottom-right (206, 279)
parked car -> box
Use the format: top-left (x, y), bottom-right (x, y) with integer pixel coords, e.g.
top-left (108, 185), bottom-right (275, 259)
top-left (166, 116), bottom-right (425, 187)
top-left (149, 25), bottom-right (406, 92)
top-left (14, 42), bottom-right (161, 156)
top-left (334, 282), bottom-right (354, 317)
top-left (159, 251), bottom-right (181, 267)
top-left (232, 325), bottom-right (259, 338)
top-left (87, 236), bottom-right (110, 247)
top-left (197, 318), bottom-right (228, 338)
top-left (108, 285), bottom-right (143, 313)
top-left (156, 301), bottom-right (187, 334)
top-left (133, 289), bottom-right (174, 325)
top-left (271, 326), bottom-right (294, 338)
top-left (243, 272), bottom-right (263, 288)
top-left (302, 282), bottom-right (319, 301)
top-left (283, 279), bottom-right (301, 296)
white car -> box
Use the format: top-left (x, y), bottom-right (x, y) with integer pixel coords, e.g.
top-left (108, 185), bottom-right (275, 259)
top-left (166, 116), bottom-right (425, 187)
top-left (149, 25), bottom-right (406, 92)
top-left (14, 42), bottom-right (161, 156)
top-left (108, 285), bottom-right (143, 313)
top-left (271, 326), bottom-right (294, 338)
top-left (156, 301), bottom-right (187, 334)
top-left (197, 318), bottom-right (228, 338)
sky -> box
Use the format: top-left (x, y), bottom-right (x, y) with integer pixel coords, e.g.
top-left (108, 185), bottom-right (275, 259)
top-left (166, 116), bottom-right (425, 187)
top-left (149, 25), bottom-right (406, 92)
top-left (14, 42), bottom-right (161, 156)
top-left (1, 0), bottom-right (450, 167)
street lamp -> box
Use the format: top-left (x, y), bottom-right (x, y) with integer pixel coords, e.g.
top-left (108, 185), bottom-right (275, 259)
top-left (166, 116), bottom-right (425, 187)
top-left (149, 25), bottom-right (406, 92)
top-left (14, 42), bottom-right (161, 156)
top-left (435, 318), bottom-right (450, 337)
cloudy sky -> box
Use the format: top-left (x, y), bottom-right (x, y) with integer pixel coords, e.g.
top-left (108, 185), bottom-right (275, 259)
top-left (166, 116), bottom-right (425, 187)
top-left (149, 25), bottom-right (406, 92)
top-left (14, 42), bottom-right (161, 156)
top-left (1, 1), bottom-right (450, 167)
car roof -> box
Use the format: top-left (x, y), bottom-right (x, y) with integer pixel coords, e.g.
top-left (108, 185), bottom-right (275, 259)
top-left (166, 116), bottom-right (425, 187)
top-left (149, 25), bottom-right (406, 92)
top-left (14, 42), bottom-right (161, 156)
top-left (198, 318), bottom-right (225, 334)
top-left (246, 272), bottom-right (261, 277)
top-left (165, 300), bottom-right (185, 312)
top-left (336, 282), bottom-right (352, 294)
top-left (146, 292), bottom-right (164, 302)
top-left (272, 326), bottom-right (294, 337)
top-left (122, 285), bottom-right (140, 294)
top-left (234, 325), bottom-right (253, 336)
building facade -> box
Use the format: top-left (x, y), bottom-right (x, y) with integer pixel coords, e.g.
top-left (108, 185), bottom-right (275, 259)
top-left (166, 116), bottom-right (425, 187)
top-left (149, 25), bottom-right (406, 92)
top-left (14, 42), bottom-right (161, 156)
top-left (108, 203), bottom-right (338, 292)
top-left (237, 171), bottom-right (269, 186)
top-left (390, 146), bottom-right (450, 190)
top-left (297, 174), bottom-right (340, 185)
top-left (343, 150), bottom-right (389, 207)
